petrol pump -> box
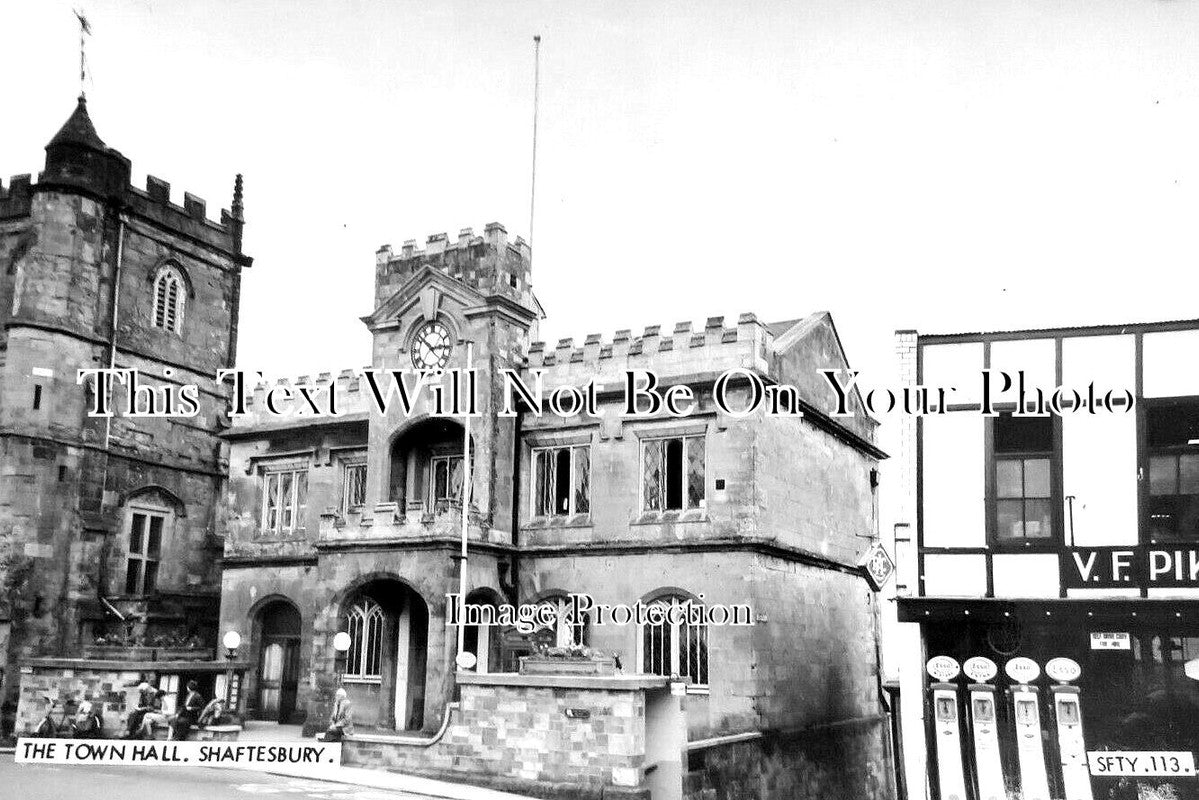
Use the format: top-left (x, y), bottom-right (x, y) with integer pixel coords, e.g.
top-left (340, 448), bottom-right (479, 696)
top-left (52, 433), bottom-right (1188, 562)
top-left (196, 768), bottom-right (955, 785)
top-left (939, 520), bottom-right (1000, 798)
top-left (964, 656), bottom-right (1006, 800)
top-left (1007, 657), bottom-right (1051, 800)
top-left (1047, 657), bottom-right (1092, 800)
top-left (927, 656), bottom-right (968, 800)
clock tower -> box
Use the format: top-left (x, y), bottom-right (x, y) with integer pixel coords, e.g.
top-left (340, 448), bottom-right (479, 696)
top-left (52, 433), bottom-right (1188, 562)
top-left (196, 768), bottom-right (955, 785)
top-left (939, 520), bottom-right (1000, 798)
top-left (360, 221), bottom-right (541, 541)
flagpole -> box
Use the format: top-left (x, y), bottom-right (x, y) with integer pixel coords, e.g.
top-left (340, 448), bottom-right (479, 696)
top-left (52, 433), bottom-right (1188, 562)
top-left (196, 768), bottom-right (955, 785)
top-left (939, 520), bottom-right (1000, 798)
top-left (528, 35), bottom-right (541, 261)
top-left (455, 341), bottom-right (473, 664)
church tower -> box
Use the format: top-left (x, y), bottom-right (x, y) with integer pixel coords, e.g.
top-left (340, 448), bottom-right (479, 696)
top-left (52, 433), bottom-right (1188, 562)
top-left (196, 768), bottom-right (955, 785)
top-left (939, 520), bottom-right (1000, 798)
top-left (0, 96), bottom-right (250, 732)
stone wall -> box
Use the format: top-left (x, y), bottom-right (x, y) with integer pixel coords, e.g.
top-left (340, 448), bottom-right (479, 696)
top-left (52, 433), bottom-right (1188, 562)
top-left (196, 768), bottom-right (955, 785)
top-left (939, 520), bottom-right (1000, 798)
top-left (521, 549), bottom-right (886, 741)
top-left (343, 673), bottom-right (669, 800)
top-left (14, 658), bottom-right (250, 737)
top-left (16, 662), bottom-right (144, 736)
top-left (684, 716), bottom-right (893, 800)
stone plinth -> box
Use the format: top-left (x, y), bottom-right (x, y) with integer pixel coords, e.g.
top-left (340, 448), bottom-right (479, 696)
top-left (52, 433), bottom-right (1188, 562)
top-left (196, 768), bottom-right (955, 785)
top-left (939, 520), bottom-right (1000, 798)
top-left (342, 672), bottom-right (674, 799)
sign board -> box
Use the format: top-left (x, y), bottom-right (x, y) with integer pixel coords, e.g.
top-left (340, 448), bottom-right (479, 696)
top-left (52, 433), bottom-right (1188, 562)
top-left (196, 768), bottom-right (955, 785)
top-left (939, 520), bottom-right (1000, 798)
top-left (926, 656), bottom-right (960, 682)
top-left (1090, 632), bottom-right (1131, 651)
top-left (1064, 546), bottom-right (1199, 589)
top-left (15, 739), bottom-right (341, 769)
top-left (1005, 657), bottom-right (1040, 684)
top-left (1045, 657), bottom-right (1081, 683)
top-left (963, 656), bottom-right (998, 683)
top-left (858, 542), bottom-right (896, 592)
top-left (1088, 751), bottom-right (1196, 777)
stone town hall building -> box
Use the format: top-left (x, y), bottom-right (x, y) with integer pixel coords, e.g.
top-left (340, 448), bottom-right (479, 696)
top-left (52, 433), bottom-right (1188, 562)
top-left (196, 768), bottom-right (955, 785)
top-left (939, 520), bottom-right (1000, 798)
top-left (2, 96), bottom-right (894, 800)
top-left (0, 96), bottom-right (248, 733)
top-left (220, 231), bottom-right (895, 798)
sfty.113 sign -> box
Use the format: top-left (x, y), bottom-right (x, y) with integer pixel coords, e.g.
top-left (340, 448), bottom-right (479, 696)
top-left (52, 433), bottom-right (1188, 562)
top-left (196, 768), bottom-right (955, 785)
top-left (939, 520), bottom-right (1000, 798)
top-left (1063, 546), bottom-right (1199, 589)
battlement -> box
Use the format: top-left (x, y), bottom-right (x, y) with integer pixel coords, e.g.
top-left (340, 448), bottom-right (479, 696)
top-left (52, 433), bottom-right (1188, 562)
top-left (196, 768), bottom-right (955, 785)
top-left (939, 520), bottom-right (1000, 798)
top-left (229, 368), bottom-right (374, 430)
top-left (524, 313), bottom-right (773, 380)
top-left (123, 173), bottom-right (245, 249)
top-left (0, 166), bottom-right (246, 251)
top-left (0, 174), bottom-right (34, 219)
top-left (4, 97), bottom-right (247, 256)
top-left (374, 222), bottom-right (536, 315)
top-left (376, 222), bottom-right (531, 266)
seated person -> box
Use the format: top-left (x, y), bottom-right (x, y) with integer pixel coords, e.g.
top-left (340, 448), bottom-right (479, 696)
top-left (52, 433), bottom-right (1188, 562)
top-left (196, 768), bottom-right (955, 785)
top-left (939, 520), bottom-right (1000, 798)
top-left (124, 682), bottom-right (155, 738)
top-left (73, 693), bottom-right (103, 739)
top-left (137, 689), bottom-right (169, 739)
top-left (318, 688), bottom-right (353, 742)
top-left (33, 702), bottom-right (60, 738)
top-left (169, 680), bottom-right (204, 741)
top-left (197, 697), bottom-right (226, 727)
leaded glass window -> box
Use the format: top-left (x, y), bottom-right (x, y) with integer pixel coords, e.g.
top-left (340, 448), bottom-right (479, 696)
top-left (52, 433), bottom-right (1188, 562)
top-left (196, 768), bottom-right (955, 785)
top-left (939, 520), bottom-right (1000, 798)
top-left (532, 445), bottom-right (591, 517)
top-left (642, 435), bottom-right (706, 512)
top-left (345, 597), bottom-right (384, 680)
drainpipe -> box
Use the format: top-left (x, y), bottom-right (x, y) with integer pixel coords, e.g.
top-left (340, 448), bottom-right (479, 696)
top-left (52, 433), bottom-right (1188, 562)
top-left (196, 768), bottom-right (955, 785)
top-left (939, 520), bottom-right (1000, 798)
top-left (95, 209), bottom-right (125, 618)
top-left (104, 212), bottom-right (126, 449)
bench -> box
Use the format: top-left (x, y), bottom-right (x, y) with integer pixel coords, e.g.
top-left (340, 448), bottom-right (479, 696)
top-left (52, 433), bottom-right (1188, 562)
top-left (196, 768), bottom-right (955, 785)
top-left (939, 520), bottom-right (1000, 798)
top-left (148, 721), bottom-right (242, 741)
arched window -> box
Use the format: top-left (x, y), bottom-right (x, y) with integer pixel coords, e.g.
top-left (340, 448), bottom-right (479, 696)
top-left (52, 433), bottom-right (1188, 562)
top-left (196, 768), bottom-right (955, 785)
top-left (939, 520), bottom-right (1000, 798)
top-left (152, 265), bottom-right (186, 333)
top-left (345, 597), bottom-right (384, 680)
top-left (641, 593), bottom-right (708, 686)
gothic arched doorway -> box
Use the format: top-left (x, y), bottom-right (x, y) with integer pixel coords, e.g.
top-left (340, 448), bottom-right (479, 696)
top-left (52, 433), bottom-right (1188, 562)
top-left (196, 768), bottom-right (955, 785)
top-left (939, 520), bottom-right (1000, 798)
top-left (255, 599), bottom-right (301, 723)
top-left (339, 578), bottom-right (429, 731)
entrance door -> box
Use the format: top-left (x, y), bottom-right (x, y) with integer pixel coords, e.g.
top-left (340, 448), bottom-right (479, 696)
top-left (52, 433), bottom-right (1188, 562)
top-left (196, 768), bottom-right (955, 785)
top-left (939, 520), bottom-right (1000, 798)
top-left (258, 637), bottom-right (301, 722)
top-left (256, 599), bottom-right (302, 723)
top-left (258, 641), bottom-right (284, 718)
top-left (278, 640), bottom-right (299, 721)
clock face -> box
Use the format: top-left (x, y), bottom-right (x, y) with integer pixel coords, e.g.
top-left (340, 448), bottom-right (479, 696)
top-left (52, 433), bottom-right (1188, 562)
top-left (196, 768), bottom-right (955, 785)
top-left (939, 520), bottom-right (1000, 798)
top-left (410, 320), bottom-right (454, 370)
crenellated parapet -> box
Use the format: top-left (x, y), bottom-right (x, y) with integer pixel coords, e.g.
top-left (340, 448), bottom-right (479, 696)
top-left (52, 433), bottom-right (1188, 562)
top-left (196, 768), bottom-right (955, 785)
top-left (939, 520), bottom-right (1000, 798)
top-left (374, 222), bottom-right (536, 316)
top-left (123, 173), bottom-right (246, 255)
top-left (4, 95), bottom-right (247, 258)
top-left (229, 368), bottom-right (374, 429)
top-left (523, 312), bottom-right (773, 386)
top-left (0, 174), bottom-right (33, 219)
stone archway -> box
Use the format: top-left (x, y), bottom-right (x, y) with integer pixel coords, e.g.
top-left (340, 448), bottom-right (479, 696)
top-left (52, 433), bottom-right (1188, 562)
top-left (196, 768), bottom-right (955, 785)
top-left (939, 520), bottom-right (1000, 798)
top-left (338, 578), bottom-right (429, 731)
top-left (387, 417), bottom-right (475, 513)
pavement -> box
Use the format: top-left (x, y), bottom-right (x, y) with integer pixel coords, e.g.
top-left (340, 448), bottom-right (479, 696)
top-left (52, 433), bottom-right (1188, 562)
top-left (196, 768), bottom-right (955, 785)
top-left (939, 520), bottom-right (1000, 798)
top-left (1, 725), bottom-right (535, 800)
top-left (237, 721), bottom-right (533, 800)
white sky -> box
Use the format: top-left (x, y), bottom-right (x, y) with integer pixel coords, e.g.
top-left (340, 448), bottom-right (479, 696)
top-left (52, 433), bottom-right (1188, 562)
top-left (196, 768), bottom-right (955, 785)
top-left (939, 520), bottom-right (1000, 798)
top-left (3, 0), bottom-right (1198, 392)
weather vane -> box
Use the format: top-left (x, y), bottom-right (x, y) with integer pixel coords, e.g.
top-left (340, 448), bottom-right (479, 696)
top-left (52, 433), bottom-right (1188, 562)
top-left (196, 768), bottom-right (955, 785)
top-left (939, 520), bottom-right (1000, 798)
top-left (73, 9), bottom-right (92, 97)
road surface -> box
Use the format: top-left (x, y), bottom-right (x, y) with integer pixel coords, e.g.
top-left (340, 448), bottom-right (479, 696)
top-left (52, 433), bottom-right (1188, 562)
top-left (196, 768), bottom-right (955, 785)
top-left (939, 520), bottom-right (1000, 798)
top-left (0, 755), bottom-right (447, 800)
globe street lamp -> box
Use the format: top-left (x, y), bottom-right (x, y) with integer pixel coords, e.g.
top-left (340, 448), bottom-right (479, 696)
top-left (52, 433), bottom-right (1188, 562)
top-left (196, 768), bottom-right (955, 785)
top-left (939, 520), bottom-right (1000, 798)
top-left (222, 630), bottom-right (241, 709)
top-left (333, 631), bottom-right (351, 687)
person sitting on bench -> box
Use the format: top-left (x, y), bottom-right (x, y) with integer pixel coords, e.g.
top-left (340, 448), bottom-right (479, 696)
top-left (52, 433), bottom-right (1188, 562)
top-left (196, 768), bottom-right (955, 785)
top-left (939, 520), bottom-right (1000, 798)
top-left (319, 688), bottom-right (353, 742)
top-left (137, 689), bottom-right (169, 739)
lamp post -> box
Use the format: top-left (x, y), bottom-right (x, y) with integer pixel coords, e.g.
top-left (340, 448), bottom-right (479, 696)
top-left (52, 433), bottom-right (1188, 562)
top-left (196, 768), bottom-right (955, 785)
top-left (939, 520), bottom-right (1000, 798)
top-left (332, 631), bottom-right (351, 688)
top-left (222, 630), bottom-right (241, 712)
top-left (452, 341), bottom-right (474, 671)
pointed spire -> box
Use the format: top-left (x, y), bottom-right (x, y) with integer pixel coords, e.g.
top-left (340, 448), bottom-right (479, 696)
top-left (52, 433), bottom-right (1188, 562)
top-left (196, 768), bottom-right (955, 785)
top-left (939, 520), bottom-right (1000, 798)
top-left (47, 94), bottom-right (106, 152)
